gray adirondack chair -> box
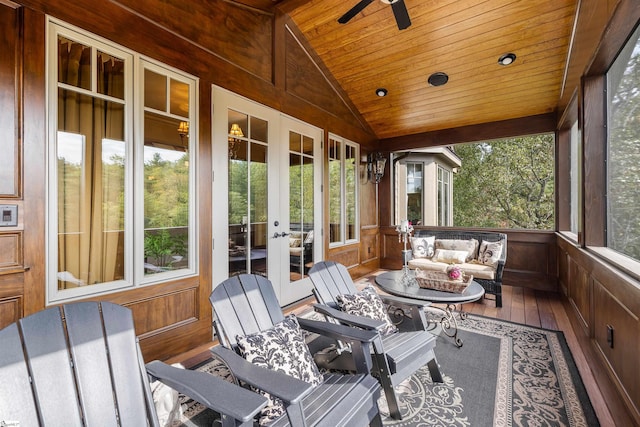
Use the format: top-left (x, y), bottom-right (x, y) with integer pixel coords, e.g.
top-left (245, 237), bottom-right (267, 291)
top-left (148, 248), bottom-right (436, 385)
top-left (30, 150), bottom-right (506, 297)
top-left (209, 273), bottom-right (383, 427)
top-left (308, 261), bottom-right (444, 420)
top-left (0, 301), bottom-right (267, 427)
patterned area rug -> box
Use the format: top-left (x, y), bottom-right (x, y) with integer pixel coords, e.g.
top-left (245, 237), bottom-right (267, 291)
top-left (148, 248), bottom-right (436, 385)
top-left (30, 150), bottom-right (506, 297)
top-left (174, 313), bottom-right (599, 427)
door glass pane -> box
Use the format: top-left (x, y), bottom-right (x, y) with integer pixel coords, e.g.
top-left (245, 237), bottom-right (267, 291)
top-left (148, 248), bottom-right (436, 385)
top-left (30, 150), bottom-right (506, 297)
top-left (57, 90), bottom-right (125, 289)
top-left (143, 112), bottom-right (190, 275)
top-left (250, 142), bottom-right (268, 276)
top-left (289, 131), bottom-right (314, 281)
top-left (228, 110), bottom-right (268, 276)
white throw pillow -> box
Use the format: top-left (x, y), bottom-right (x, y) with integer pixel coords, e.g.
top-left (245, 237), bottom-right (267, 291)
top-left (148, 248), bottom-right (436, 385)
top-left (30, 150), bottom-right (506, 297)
top-left (150, 363), bottom-right (184, 427)
top-left (411, 236), bottom-right (435, 258)
top-left (337, 285), bottom-right (398, 336)
top-left (478, 240), bottom-right (503, 267)
top-left (435, 238), bottom-right (479, 262)
top-left (432, 249), bottom-right (468, 264)
top-left (236, 315), bottom-right (323, 426)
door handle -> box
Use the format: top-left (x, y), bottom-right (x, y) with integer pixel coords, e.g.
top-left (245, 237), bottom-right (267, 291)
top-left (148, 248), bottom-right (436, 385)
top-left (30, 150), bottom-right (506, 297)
top-left (272, 232), bottom-right (290, 238)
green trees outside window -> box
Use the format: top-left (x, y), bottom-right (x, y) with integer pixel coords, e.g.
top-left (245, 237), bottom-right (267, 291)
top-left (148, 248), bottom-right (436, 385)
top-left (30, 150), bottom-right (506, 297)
top-left (453, 133), bottom-right (555, 230)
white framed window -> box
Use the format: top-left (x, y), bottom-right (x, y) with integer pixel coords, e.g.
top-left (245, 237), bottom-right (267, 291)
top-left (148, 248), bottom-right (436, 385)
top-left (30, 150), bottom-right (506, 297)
top-left (406, 162), bottom-right (423, 225)
top-left (328, 134), bottom-right (359, 246)
top-left (47, 19), bottom-right (198, 303)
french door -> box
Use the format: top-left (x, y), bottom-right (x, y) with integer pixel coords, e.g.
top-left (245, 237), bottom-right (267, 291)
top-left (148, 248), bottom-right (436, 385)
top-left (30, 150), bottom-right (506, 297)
top-left (212, 87), bottom-right (322, 305)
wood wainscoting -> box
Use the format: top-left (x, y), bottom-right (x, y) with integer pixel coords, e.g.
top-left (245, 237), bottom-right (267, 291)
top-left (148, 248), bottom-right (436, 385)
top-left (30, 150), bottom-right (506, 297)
top-left (557, 234), bottom-right (640, 424)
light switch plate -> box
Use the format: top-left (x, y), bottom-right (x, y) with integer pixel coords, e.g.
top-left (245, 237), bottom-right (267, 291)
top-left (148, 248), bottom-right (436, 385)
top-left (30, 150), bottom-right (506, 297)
top-left (0, 204), bottom-right (18, 226)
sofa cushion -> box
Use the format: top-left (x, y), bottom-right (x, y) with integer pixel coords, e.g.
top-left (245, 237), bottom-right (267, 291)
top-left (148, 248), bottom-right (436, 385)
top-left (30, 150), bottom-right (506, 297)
top-left (435, 238), bottom-right (479, 262)
top-left (408, 258), bottom-right (496, 280)
top-left (432, 249), bottom-right (468, 264)
top-left (478, 240), bottom-right (503, 267)
top-left (411, 236), bottom-right (435, 258)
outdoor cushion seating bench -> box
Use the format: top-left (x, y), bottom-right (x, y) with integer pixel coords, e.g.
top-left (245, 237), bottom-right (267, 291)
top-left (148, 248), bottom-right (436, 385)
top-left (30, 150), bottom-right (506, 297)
top-left (407, 228), bottom-right (507, 307)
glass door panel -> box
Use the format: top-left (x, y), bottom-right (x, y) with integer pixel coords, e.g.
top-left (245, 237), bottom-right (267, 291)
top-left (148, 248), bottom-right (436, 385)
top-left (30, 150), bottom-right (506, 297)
top-left (228, 110), bottom-right (268, 276)
top-left (288, 132), bottom-right (314, 282)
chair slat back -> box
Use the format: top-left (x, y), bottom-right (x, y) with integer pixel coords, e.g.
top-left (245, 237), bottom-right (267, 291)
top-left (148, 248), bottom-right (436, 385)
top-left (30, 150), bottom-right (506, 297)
top-left (0, 324), bottom-right (41, 426)
top-left (210, 274), bottom-right (285, 349)
top-left (308, 261), bottom-right (359, 307)
top-left (0, 302), bottom-right (158, 427)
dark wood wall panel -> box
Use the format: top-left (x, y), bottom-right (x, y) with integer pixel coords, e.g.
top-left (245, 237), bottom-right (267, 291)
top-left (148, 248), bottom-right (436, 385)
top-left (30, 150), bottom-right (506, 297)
top-left (0, 296), bottom-right (21, 328)
top-left (359, 227), bottom-right (378, 264)
top-left (0, 232), bottom-right (22, 272)
top-left (557, 235), bottom-right (640, 421)
top-left (592, 278), bottom-right (640, 409)
top-left (129, 288), bottom-right (198, 337)
top-left (568, 257), bottom-right (590, 330)
top-left (115, 0), bottom-right (274, 81)
top-left (0, 272), bottom-right (23, 329)
top-left (327, 245), bottom-right (359, 268)
top-left (285, 29), bottom-right (355, 120)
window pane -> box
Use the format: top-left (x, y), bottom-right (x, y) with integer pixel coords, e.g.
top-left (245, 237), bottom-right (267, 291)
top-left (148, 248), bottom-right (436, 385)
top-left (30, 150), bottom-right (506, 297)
top-left (345, 144), bottom-right (357, 240)
top-left (170, 78), bottom-right (189, 117)
top-left (58, 36), bottom-right (91, 90)
top-left (144, 69), bottom-right (166, 111)
top-left (143, 112), bottom-right (190, 275)
top-left (97, 51), bottom-right (125, 99)
top-left (57, 91), bottom-right (125, 289)
top-left (607, 26), bottom-right (640, 259)
top-left (407, 163), bottom-right (422, 225)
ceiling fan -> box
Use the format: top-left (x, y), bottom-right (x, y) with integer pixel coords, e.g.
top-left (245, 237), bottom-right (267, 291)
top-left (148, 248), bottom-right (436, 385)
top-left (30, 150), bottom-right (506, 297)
top-left (338, 0), bottom-right (411, 30)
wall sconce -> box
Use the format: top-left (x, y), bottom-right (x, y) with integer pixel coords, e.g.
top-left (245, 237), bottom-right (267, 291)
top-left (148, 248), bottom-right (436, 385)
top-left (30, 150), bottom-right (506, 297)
top-left (177, 121), bottom-right (189, 142)
top-left (367, 152), bottom-right (387, 184)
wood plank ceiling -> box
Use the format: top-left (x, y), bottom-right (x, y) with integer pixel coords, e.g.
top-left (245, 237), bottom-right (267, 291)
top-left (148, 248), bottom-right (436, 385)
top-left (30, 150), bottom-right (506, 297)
top-left (283, 0), bottom-right (577, 139)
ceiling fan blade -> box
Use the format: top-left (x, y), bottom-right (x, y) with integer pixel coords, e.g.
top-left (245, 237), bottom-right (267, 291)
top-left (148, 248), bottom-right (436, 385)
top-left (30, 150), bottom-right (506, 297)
top-left (391, 0), bottom-right (411, 30)
top-left (338, 0), bottom-right (374, 24)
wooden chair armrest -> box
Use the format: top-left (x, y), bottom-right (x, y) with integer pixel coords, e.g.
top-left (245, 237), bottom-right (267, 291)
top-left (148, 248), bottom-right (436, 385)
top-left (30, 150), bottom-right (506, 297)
top-left (209, 346), bottom-right (313, 405)
top-left (146, 360), bottom-right (267, 423)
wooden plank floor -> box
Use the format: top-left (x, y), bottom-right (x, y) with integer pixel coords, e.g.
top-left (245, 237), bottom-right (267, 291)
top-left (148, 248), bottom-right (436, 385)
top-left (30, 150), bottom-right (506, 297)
top-left (169, 271), bottom-right (630, 426)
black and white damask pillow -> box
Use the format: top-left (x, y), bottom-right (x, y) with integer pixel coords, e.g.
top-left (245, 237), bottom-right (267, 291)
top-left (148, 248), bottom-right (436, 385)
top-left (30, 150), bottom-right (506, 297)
top-left (336, 285), bottom-right (398, 336)
top-left (236, 314), bottom-right (323, 425)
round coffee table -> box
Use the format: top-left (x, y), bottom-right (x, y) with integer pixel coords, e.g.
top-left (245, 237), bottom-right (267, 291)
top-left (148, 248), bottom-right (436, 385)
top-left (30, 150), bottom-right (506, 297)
top-left (375, 270), bottom-right (485, 347)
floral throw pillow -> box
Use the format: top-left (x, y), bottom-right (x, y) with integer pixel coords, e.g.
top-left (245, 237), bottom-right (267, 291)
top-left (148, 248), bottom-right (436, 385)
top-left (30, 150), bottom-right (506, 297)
top-left (336, 285), bottom-right (398, 336)
top-left (478, 240), bottom-right (503, 267)
top-left (236, 314), bottom-right (323, 426)
top-left (411, 236), bottom-right (435, 258)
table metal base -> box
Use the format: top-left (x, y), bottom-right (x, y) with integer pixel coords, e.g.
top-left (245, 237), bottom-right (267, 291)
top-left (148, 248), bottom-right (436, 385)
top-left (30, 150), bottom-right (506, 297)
top-left (424, 304), bottom-right (467, 347)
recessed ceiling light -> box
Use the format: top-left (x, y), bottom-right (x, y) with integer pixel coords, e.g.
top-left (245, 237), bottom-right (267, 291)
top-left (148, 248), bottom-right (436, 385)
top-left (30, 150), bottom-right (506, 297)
top-left (376, 88), bottom-right (388, 97)
top-left (498, 53), bottom-right (516, 66)
top-left (427, 72), bottom-right (448, 87)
